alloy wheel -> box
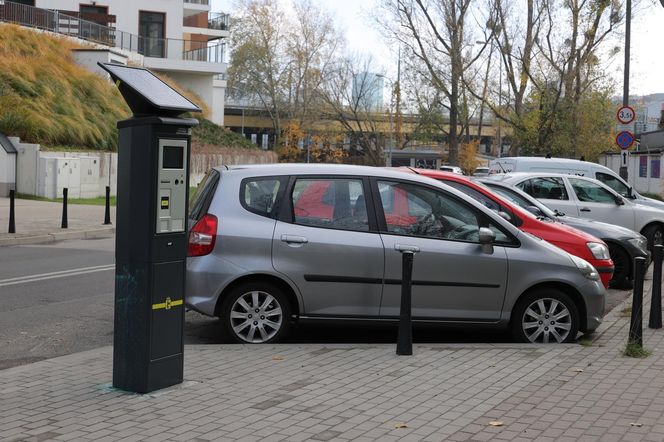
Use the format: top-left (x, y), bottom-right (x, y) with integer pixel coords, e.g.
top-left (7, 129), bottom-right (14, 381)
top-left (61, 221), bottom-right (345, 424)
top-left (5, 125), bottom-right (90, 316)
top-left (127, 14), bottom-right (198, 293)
top-left (521, 298), bottom-right (572, 343)
top-left (230, 291), bottom-right (283, 343)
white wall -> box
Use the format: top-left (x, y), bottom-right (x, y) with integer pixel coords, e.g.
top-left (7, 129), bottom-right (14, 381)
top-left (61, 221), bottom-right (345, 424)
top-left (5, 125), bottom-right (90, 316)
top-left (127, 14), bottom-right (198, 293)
top-left (600, 152), bottom-right (664, 195)
top-left (0, 149), bottom-right (16, 196)
top-left (14, 138), bottom-right (41, 196)
top-left (36, 0), bottom-right (184, 38)
top-left (212, 79), bottom-right (226, 126)
top-left (71, 49), bottom-right (128, 77)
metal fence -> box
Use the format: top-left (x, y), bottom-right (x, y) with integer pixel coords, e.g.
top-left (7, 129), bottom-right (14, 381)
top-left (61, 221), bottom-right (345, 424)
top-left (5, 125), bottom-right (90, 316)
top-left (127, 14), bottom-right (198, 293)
top-left (0, 0), bottom-right (225, 63)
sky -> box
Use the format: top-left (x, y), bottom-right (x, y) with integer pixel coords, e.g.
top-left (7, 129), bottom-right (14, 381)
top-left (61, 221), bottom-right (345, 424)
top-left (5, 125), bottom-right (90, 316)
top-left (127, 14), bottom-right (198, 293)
top-left (211, 0), bottom-right (664, 97)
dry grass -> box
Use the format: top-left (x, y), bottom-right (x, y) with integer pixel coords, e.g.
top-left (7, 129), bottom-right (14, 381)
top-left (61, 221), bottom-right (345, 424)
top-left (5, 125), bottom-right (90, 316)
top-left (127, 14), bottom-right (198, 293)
top-left (0, 24), bottom-right (209, 150)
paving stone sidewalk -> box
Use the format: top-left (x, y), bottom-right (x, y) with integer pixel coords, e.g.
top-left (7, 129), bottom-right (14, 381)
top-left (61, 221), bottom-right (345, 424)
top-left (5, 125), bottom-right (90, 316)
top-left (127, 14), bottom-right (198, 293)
top-left (0, 197), bottom-right (115, 246)
top-left (1, 277), bottom-right (663, 442)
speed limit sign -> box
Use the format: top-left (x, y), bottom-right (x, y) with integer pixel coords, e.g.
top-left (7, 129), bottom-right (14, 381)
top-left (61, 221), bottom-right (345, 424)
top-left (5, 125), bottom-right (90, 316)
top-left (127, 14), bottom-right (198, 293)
top-left (617, 106), bottom-right (636, 124)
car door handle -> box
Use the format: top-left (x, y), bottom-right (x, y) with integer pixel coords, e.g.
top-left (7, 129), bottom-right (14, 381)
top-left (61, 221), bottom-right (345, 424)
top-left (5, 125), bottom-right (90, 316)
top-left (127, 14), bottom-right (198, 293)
top-left (580, 207), bottom-right (591, 212)
top-left (395, 244), bottom-right (420, 253)
top-left (281, 234), bottom-right (308, 244)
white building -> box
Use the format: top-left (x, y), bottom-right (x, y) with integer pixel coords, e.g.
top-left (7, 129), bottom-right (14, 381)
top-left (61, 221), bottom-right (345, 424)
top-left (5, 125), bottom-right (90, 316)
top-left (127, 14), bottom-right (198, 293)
top-left (3, 0), bottom-right (229, 125)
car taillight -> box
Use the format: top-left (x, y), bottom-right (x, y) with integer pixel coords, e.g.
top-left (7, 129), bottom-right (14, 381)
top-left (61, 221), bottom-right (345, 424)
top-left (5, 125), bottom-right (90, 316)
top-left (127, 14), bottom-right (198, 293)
top-left (188, 214), bottom-right (218, 257)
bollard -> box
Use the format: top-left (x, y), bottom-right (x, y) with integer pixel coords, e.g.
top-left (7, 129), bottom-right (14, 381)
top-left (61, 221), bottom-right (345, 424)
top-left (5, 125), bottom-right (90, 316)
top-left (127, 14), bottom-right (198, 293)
top-left (649, 245), bottom-right (663, 329)
top-left (396, 244), bottom-right (419, 356)
top-left (61, 188), bottom-right (68, 229)
top-left (8, 189), bottom-right (15, 234)
top-left (104, 186), bottom-right (112, 225)
top-left (628, 257), bottom-right (647, 347)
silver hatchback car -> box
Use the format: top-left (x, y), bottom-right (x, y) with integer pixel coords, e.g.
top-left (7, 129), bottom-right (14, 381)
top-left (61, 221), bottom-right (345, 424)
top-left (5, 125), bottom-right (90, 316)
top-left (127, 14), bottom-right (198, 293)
top-left (186, 164), bottom-right (605, 344)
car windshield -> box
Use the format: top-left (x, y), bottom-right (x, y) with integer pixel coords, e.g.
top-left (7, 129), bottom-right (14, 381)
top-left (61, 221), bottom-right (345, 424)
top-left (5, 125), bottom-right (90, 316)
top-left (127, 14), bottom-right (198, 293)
top-left (483, 182), bottom-right (557, 219)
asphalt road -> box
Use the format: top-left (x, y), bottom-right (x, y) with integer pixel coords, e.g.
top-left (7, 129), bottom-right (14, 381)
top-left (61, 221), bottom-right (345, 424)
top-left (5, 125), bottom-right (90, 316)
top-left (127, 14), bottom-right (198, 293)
top-left (0, 237), bottom-right (633, 369)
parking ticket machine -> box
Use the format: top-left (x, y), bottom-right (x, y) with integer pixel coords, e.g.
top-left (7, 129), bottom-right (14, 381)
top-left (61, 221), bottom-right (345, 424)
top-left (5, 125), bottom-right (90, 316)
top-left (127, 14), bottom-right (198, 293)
top-left (99, 63), bottom-right (200, 393)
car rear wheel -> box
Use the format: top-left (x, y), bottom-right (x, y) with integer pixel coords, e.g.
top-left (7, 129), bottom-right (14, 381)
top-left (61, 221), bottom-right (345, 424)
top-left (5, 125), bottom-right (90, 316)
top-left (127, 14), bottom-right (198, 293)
top-left (608, 244), bottom-right (632, 290)
top-left (511, 289), bottom-right (579, 344)
top-left (221, 282), bottom-right (291, 344)
top-left (643, 224), bottom-right (664, 252)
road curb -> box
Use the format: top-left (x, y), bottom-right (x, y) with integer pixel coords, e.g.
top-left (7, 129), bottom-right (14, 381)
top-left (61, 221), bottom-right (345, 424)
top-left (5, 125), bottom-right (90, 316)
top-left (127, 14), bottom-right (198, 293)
top-left (0, 227), bottom-right (115, 247)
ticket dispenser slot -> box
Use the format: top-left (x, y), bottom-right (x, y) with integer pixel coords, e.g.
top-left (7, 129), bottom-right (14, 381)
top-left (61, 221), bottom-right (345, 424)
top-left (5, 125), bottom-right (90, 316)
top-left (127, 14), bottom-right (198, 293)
top-left (157, 140), bottom-right (187, 234)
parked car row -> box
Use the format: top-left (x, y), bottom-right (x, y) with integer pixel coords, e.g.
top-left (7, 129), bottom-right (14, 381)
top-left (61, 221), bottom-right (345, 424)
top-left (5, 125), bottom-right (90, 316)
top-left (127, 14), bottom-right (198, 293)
top-left (186, 164), bottom-right (608, 345)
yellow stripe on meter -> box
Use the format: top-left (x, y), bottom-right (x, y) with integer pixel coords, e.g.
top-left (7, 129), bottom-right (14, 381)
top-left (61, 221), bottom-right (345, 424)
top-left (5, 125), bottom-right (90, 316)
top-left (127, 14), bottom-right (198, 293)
top-left (152, 297), bottom-right (183, 310)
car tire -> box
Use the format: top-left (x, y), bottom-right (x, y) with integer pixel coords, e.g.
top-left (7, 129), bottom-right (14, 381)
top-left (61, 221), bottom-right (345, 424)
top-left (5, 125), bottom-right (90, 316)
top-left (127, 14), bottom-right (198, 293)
top-left (220, 282), bottom-right (291, 344)
top-left (510, 289), bottom-right (580, 344)
top-left (608, 244), bottom-right (632, 290)
top-left (643, 224), bottom-right (664, 252)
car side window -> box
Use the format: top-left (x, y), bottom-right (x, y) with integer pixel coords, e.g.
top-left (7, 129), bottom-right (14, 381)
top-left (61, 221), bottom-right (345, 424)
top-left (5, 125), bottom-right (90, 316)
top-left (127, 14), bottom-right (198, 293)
top-left (568, 178), bottom-right (615, 203)
top-left (291, 178), bottom-right (369, 231)
top-left (517, 177), bottom-right (568, 200)
top-left (241, 177), bottom-right (283, 217)
top-left (596, 172), bottom-right (630, 198)
top-left (377, 181), bottom-right (481, 242)
top-left (444, 180), bottom-right (520, 226)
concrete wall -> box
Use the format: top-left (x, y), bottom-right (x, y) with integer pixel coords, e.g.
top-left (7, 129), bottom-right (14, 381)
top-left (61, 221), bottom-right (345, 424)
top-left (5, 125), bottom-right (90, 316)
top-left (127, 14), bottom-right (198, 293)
top-left (12, 137), bottom-right (277, 197)
top-left (71, 49), bottom-right (129, 77)
top-left (0, 149), bottom-right (16, 197)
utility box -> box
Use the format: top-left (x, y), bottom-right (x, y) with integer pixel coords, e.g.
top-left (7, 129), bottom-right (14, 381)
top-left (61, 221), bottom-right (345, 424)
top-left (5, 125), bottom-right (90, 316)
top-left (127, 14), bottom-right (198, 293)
top-left (99, 63), bottom-right (200, 394)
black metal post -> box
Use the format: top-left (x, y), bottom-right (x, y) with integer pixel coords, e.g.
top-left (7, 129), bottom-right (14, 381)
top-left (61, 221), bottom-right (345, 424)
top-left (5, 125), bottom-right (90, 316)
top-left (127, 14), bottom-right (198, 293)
top-left (8, 189), bottom-right (16, 234)
top-left (61, 187), bottom-right (68, 229)
top-left (104, 186), bottom-right (112, 225)
top-left (628, 257), bottom-right (646, 347)
top-left (397, 251), bottom-right (414, 356)
top-left (649, 245), bottom-right (663, 329)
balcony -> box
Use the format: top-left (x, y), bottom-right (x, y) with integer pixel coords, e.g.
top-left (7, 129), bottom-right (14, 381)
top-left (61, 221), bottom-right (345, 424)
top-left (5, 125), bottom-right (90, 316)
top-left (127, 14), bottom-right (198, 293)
top-left (0, 0), bottom-right (226, 64)
top-left (184, 0), bottom-right (209, 4)
top-left (208, 12), bottom-right (229, 31)
top-left (183, 11), bottom-right (229, 32)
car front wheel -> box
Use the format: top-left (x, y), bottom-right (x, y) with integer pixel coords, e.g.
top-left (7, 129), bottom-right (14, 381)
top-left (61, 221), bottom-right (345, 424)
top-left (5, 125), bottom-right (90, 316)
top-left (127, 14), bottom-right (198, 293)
top-left (511, 289), bottom-right (580, 344)
top-left (221, 282), bottom-right (291, 344)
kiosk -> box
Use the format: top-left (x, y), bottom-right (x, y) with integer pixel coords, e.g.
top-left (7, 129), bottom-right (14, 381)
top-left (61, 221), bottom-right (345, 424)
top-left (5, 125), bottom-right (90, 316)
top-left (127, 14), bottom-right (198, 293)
top-left (99, 63), bottom-right (201, 393)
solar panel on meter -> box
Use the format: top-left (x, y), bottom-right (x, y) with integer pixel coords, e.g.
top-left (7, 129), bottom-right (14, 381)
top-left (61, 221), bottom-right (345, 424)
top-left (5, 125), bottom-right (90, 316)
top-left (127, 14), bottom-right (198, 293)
top-left (98, 63), bottom-right (201, 116)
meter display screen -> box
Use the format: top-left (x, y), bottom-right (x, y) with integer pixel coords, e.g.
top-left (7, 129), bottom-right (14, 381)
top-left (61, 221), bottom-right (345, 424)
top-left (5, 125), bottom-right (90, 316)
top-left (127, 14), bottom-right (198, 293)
top-left (162, 146), bottom-right (184, 169)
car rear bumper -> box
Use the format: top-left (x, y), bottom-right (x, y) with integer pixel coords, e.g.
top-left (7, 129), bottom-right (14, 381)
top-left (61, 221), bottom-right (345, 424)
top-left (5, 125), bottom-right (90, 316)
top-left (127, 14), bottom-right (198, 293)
top-left (580, 279), bottom-right (606, 333)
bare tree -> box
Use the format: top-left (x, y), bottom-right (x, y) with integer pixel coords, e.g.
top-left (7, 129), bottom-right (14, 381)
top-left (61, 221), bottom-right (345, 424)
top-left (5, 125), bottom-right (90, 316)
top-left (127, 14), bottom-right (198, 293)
top-left (378, 0), bottom-right (493, 165)
top-left (320, 55), bottom-right (389, 166)
top-left (227, 0), bottom-right (343, 148)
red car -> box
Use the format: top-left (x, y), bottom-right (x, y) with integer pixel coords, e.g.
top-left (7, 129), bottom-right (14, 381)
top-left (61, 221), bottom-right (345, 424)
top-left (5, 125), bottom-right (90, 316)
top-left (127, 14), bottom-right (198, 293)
top-left (401, 168), bottom-right (614, 288)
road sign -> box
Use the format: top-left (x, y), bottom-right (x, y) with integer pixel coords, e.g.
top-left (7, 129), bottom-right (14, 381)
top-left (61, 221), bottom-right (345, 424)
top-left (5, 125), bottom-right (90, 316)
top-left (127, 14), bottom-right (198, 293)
top-left (621, 150), bottom-right (630, 166)
top-left (616, 131), bottom-right (635, 150)
top-left (617, 106), bottom-right (636, 124)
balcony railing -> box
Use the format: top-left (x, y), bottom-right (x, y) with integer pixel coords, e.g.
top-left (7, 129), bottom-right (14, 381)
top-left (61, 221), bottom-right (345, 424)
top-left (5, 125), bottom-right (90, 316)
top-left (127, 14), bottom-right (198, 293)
top-left (184, 0), bottom-right (210, 5)
top-left (0, 0), bottom-right (225, 63)
top-left (208, 12), bottom-right (229, 30)
top-left (183, 11), bottom-right (229, 31)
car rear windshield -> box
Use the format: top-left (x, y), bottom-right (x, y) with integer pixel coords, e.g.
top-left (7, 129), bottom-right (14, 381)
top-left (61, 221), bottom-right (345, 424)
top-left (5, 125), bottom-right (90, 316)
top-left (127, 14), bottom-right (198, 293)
top-left (189, 168), bottom-right (220, 222)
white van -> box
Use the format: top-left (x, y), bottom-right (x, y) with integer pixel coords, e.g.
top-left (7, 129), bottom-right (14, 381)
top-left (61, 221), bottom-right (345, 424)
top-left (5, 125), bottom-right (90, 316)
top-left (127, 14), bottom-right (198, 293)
top-left (489, 157), bottom-right (664, 211)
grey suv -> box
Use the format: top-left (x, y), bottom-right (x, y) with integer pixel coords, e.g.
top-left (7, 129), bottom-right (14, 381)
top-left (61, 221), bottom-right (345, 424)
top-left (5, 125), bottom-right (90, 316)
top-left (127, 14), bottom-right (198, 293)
top-left (186, 164), bottom-right (605, 344)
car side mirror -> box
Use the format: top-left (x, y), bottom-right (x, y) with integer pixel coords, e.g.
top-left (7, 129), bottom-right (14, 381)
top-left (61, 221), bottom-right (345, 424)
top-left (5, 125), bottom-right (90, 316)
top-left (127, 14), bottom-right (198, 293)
top-left (498, 211), bottom-right (511, 221)
top-left (614, 195), bottom-right (625, 206)
top-left (628, 187), bottom-right (636, 199)
top-left (525, 205), bottom-right (545, 217)
top-left (479, 227), bottom-right (495, 255)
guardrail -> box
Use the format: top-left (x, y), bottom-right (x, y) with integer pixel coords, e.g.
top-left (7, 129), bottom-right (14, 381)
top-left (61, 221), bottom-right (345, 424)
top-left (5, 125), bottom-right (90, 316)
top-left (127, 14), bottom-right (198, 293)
top-left (0, 0), bottom-right (225, 63)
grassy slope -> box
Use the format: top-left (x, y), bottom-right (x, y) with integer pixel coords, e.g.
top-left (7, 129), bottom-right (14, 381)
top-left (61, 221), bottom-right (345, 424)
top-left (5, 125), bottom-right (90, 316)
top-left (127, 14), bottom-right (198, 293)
top-left (0, 25), bottom-right (130, 150)
top-left (0, 24), bottom-right (255, 151)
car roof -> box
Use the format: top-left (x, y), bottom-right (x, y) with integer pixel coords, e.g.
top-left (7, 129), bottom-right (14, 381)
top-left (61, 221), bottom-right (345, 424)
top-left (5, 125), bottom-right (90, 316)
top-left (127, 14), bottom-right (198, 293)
top-left (211, 163), bottom-right (523, 235)
top-left (214, 163), bottom-right (462, 188)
